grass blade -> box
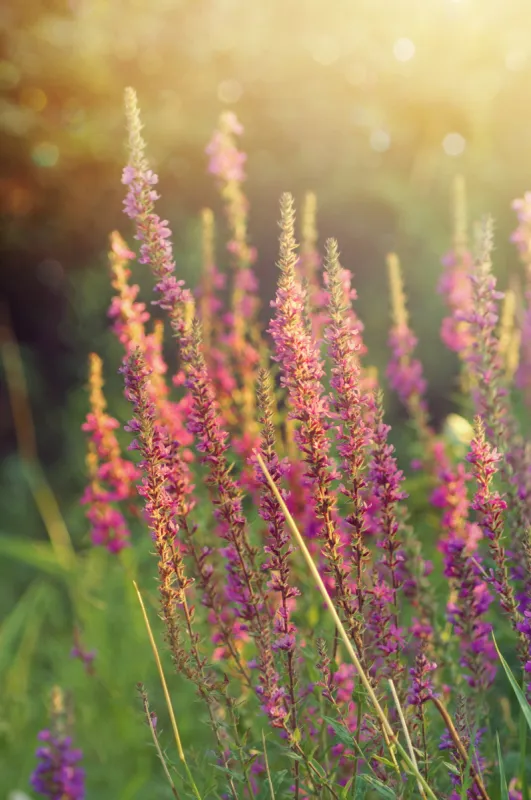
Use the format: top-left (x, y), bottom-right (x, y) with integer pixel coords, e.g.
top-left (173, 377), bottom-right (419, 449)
top-left (493, 633), bottom-right (531, 731)
top-left (496, 733), bottom-right (509, 800)
top-left (133, 581), bottom-right (202, 800)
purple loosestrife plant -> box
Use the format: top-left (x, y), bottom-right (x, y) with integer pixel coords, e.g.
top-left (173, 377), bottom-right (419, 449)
top-left (511, 192), bottom-right (531, 402)
top-left (366, 393), bottom-right (407, 682)
top-left (467, 418), bottom-right (516, 617)
top-left (386, 255), bottom-right (427, 411)
top-left (30, 689), bottom-right (84, 800)
top-left (123, 90), bottom-right (266, 636)
top-left (81, 352), bottom-right (139, 552)
top-left (438, 176), bottom-right (476, 361)
top-left (31, 731), bottom-right (85, 800)
top-left (269, 194), bottom-right (363, 654)
top-left (254, 369), bottom-right (300, 704)
top-left (122, 349), bottom-right (195, 674)
top-left (441, 531), bottom-right (496, 692)
top-left (458, 219), bottom-right (509, 439)
top-left (70, 88), bottom-right (531, 797)
top-left (123, 88), bottom-right (195, 338)
top-left (206, 111), bottom-right (261, 441)
top-left (440, 697), bottom-right (487, 800)
top-left (386, 253), bottom-right (430, 447)
top-left (460, 221), bottom-right (531, 602)
top-left (467, 418), bottom-right (531, 689)
top-left (407, 646), bottom-right (437, 780)
top-left (324, 239), bottom-right (371, 629)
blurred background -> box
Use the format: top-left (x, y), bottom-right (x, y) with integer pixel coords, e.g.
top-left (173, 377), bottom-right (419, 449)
top-left (2, 0), bottom-right (531, 794)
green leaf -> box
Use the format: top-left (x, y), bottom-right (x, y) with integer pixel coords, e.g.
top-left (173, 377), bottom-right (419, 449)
top-left (211, 765), bottom-right (244, 783)
top-left (442, 761), bottom-right (459, 776)
top-left (339, 776), bottom-right (355, 799)
top-left (496, 732), bottom-right (510, 800)
top-left (255, 766), bottom-right (288, 800)
top-left (0, 580), bottom-right (52, 676)
top-left (324, 716), bottom-right (356, 748)
top-left (0, 533), bottom-right (68, 577)
top-left (269, 770), bottom-right (288, 796)
top-left (356, 774), bottom-right (397, 799)
top-left (493, 633), bottom-right (531, 732)
top-left (372, 755), bottom-right (400, 771)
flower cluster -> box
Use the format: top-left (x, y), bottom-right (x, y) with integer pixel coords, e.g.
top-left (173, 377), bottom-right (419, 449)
top-left (30, 689), bottom-right (84, 800)
top-left (81, 352), bottom-right (139, 552)
top-left (386, 254), bottom-right (428, 425)
top-left (31, 731), bottom-right (85, 800)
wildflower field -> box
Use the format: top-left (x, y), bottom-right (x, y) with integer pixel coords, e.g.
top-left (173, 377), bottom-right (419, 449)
top-left (3, 2), bottom-right (531, 799)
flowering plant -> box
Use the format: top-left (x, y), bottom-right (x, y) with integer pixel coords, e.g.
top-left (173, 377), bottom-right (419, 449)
top-left (30, 89), bottom-right (531, 800)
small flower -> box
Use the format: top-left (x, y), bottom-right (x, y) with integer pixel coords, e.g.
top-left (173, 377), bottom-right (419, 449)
top-left (407, 649), bottom-right (437, 707)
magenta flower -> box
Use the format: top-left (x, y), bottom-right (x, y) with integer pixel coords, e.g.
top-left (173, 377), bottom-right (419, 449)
top-left (81, 353), bottom-right (139, 553)
top-left (31, 730), bottom-right (85, 800)
top-left (441, 533), bottom-right (496, 690)
top-left (206, 111), bottom-right (246, 183)
top-left (386, 253), bottom-right (428, 418)
top-left (438, 248), bottom-right (475, 355)
top-left (407, 650), bottom-right (437, 708)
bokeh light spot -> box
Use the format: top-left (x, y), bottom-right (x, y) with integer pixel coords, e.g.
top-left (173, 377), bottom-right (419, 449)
top-left (32, 142), bottom-right (60, 167)
top-left (20, 87), bottom-right (47, 112)
top-left (217, 79), bottom-right (243, 104)
top-left (393, 38), bottom-right (415, 62)
top-left (442, 132), bottom-right (466, 156)
top-left (505, 50), bottom-right (527, 71)
top-left (370, 129), bottom-right (391, 152)
top-left (310, 36), bottom-right (340, 66)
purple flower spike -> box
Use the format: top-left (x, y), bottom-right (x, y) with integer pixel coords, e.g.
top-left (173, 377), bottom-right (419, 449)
top-left (30, 730), bottom-right (85, 800)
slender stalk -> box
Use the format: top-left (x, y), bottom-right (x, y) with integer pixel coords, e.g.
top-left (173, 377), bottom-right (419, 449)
top-left (261, 730), bottom-right (276, 800)
top-left (256, 453), bottom-right (440, 800)
top-left (389, 679), bottom-right (426, 800)
top-left (430, 696), bottom-right (491, 800)
top-left (138, 684), bottom-right (180, 800)
top-left (133, 581), bottom-right (203, 800)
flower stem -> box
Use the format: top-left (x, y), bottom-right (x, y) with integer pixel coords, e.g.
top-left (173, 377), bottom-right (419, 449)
top-left (133, 581), bottom-right (203, 800)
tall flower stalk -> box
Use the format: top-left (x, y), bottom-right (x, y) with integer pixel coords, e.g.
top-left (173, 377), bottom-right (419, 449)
top-left (206, 111), bottom-right (261, 439)
top-left (81, 352), bottom-right (139, 552)
top-left (269, 193), bottom-right (362, 654)
top-left (324, 239), bottom-right (371, 627)
top-left (439, 175), bottom-right (475, 367)
top-left (386, 252), bottom-right (430, 447)
top-left (30, 688), bottom-right (85, 800)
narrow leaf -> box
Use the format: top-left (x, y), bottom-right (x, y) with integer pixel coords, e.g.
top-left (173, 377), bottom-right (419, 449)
top-left (496, 733), bottom-right (510, 800)
top-left (493, 633), bottom-right (531, 732)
